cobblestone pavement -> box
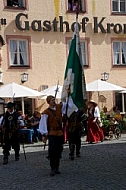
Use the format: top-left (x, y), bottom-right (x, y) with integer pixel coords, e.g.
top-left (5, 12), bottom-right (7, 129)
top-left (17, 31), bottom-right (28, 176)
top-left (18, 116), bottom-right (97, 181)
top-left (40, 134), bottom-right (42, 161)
top-left (0, 134), bottom-right (126, 190)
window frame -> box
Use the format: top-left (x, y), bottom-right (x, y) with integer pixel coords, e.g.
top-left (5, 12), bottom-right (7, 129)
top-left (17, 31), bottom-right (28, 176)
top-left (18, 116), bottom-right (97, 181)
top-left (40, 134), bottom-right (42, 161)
top-left (4, 0), bottom-right (28, 10)
top-left (112, 39), bottom-right (126, 66)
top-left (115, 92), bottom-right (123, 112)
top-left (66, 0), bottom-right (86, 13)
top-left (66, 37), bottom-right (89, 67)
top-left (6, 35), bottom-right (32, 69)
top-left (111, 0), bottom-right (126, 14)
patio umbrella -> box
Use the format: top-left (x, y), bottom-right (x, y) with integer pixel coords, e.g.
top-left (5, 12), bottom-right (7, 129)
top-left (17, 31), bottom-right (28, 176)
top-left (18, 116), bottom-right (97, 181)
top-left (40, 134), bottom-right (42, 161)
top-left (86, 79), bottom-right (126, 92)
top-left (41, 85), bottom-right (63, 99)
top-left (0, 82), bottom-right (43, 98)
top-left (86, 79), bottom-right (126, 108)
top-left (0, 82), bottom-right (43, 114)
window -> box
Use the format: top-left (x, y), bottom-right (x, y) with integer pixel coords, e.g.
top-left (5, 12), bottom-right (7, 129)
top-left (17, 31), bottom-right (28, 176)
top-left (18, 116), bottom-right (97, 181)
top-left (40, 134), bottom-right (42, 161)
top-left (6, 0), bottom-right (26, 8)
top-left (67, 0), bottom-right (85, 12)
top-left (14, 98), bottom-right (33, 115)
top-left (7, 37), bottom-right (30, 67)
top-left (115, 92), bottom-right (126, 112)
top-left (113, 41), bottom-right (126, 65)
top-left (112, 0), bottom-right (126, 13)
top-left (68, 40), bottom-right (88, 66)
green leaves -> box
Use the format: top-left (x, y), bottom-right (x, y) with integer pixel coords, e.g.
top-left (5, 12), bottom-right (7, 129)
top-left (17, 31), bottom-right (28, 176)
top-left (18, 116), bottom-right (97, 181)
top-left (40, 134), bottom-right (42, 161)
top-left (100, 110), bottom-right (110, 128)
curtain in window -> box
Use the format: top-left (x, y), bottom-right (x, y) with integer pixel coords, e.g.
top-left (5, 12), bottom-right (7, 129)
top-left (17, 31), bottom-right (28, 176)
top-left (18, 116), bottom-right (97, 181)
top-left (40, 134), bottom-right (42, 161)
top-left (81, 42), bottom-right (86, 65)
top-left (10, 40), bottom-right (17, 65)
top-left (80, 0), bottom-right (84, 11)
top-left (18, 0), bottom-right (25, 7)
top-left (19, 41), bottom-right (27, 65)
top-left (122, 42), bottom-right (126, 64)
top-left (113, 42), bottom-right (120, 64)
top-left (112, 0), bottom-right (118, 11)
top-left (68, 41), bottom-right (87, 65)
top-left (115, 92), bottom-right (122, 111)
top-left (120, 0), bottom-right (125, 12)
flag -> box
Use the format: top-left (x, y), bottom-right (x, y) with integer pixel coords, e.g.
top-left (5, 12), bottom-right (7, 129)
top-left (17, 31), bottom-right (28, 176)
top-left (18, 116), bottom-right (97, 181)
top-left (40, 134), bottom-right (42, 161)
top-left (61, 16), bottom-right (87, 117)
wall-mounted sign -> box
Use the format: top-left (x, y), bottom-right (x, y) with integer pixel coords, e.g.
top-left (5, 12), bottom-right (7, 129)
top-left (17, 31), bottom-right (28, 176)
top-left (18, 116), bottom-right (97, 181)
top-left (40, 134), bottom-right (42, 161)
top-left (3, 12), bottom-right (126, 34)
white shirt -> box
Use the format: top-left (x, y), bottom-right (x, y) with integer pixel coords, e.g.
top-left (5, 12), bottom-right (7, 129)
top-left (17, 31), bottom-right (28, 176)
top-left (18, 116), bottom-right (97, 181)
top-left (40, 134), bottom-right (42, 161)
top-left (94, 106), bottom-right (100, 118)
top-left (0, 116), bottom-right (3, 127)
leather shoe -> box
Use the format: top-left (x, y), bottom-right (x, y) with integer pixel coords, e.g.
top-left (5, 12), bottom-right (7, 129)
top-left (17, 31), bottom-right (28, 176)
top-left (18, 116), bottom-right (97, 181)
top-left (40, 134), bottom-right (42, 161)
top-left (3, 158), bottom-right (8, 165)
top-left (55, 169), bottom-right (61, 174)
top-left (50, 169), bottom-right (55, 176)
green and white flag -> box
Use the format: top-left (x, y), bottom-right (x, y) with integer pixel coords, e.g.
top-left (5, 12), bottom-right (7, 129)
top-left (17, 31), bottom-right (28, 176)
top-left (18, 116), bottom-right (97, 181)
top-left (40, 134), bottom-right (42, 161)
top-left (61, 17), bottom-right (87, 117)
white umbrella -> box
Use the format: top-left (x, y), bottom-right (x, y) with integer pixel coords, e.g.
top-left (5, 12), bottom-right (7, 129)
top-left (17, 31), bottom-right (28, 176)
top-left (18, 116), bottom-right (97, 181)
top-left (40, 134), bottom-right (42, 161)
top-left (41, 85), bottom-right (63, 99)
top-left (86, 79), bottom-right (126, 92)
top-left (86, 79), bottom-right (126, 109)
top-left (0, 82), bottom-right (43, 114)
top-left (0, 82), bottom-right (43, 98)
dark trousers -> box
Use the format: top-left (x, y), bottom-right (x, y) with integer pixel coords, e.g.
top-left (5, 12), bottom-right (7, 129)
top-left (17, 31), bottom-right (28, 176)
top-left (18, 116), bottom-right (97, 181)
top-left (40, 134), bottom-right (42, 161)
top-left (48, 135), bottom-right (63, 170)
top-left (68, 130), bottom-right (81, 157)
top-left (32, 127), bottom-right (39, 142)
top-left (3, 132), bottom-right (20, 159)
top-left (0, 129), bottom-right (3, 146)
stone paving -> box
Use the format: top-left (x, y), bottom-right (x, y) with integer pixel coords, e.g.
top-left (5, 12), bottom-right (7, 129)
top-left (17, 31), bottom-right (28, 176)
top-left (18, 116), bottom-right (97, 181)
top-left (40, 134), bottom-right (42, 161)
top-left (0, 134), bottom-right (126, 190)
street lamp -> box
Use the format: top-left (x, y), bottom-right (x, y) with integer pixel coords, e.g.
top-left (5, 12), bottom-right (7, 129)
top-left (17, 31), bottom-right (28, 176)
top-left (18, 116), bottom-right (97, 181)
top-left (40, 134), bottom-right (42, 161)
top-left (101, 72), bottom-right (109, 81)
top-left (21, 73), bottom-right (28, 83)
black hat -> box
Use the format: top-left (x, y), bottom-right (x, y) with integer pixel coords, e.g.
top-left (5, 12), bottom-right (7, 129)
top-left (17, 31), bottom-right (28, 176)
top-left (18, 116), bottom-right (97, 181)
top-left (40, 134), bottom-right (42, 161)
top-left (5, 102), bottom-right (15, 108)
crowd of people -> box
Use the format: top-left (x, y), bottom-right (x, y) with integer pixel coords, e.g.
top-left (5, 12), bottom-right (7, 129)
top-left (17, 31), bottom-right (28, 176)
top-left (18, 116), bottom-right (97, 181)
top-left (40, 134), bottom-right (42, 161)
top-left (0, 96), bottom-right (124, 176)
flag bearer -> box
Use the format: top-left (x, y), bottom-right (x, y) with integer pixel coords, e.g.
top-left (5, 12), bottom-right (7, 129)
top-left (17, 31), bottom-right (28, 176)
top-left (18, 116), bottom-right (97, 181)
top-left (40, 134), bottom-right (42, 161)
top-left (39, 94), bottom-right (73, 176)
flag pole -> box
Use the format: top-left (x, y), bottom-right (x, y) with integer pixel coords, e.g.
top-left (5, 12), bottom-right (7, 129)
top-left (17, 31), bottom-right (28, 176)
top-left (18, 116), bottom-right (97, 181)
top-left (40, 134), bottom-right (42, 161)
top-left (61, 2), bottom-right (87, 119)
top-left (54, 80), bottom-right (59, 99)
top-left (76, 2), bottom-right (79, 20)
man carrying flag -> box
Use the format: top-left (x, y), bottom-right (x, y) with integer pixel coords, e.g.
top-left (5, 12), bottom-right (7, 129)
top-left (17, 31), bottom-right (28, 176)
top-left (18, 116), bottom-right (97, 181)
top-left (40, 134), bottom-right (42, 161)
top-left (61, 12), bottom-right (87, 160)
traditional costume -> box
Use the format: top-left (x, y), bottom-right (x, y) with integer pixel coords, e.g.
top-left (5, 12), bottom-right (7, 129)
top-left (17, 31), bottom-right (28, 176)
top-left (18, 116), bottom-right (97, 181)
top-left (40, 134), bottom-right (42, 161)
top-left (67, 109), bottom-right (84, 160)
top-left (2, 102), bottom-right (20, 164)
top-left (39, 95), bottom-right (73, 176)
top-left (87, 100), bottom-right (104, 143)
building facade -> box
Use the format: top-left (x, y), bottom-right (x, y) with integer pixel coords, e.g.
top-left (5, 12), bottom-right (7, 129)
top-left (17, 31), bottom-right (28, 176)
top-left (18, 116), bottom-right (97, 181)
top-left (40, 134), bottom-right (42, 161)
top-left (0, 0), bottom-right (126, 113)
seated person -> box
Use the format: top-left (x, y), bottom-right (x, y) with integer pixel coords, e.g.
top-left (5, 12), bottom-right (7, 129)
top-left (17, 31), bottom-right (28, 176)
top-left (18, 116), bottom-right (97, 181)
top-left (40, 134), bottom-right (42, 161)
top-left (114, 110), bottom-right (123, 132)
top-left (18, 111), bottom-right (34, 144)
top-left (114, 110), bottom-right (122, 122)
top-left (30, 111), bottom-right (41, 142)
top-left (110, 106), bottom-right (118, 118)
top-left (18, 111), bottom-right (25, 127)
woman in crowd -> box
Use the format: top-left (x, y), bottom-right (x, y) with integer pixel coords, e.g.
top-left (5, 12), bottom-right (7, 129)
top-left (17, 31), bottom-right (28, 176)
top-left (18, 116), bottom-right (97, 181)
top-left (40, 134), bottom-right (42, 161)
top-left (87, 100), bottom-right (104, 143)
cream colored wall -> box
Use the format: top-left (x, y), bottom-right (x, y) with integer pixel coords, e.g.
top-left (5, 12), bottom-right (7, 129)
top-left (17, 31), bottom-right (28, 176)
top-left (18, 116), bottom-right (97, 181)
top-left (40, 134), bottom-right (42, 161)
top-left (0, 0), bottom-right (126, 112)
